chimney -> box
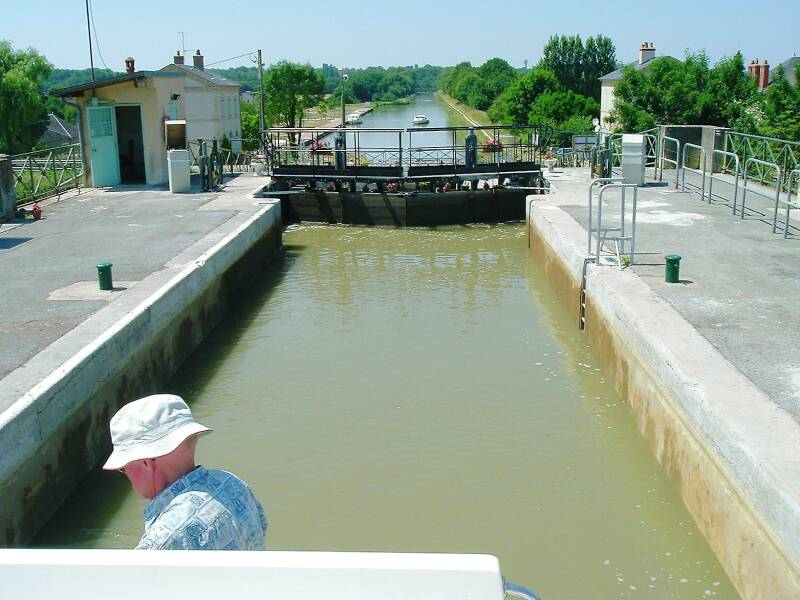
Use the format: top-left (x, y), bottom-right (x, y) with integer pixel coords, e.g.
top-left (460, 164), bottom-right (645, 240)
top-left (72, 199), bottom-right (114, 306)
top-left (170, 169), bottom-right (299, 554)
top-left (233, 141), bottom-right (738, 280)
top-left (748, 59), bottom-right (758, 80)
top-left (174, 50), bottom-right (184, 65)
top-left (193, 49), bottom-right (204, 71)
top-left (124, 57), bottom-right (135, 74)
top-left (759, 60), bottom-right (770, 91)
top-left (639, 41), bottom-right (656, 65)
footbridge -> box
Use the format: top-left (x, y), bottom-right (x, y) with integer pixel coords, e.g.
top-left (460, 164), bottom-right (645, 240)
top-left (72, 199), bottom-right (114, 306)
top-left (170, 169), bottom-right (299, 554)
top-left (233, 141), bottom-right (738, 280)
top-left (263, 125), bottom-right (552, 190)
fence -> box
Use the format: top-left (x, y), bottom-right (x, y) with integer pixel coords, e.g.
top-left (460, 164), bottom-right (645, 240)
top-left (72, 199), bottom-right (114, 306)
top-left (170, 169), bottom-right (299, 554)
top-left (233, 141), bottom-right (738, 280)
top-left (11, 143), bottom-right (84, 205)
top-left (723, 131), bottom-right (800, 191)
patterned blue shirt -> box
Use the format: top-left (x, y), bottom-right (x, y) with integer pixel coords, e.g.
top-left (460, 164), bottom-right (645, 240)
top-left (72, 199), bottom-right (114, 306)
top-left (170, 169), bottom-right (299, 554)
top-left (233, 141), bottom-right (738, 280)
top-left (136, 466), bottom-right (267, 550)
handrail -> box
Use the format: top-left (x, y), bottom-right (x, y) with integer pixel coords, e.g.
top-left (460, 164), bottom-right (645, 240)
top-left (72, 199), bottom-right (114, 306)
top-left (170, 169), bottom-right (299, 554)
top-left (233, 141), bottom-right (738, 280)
top-left (659, 136), bottom-right (680, 187)
top-left (587, 177), bottom-right (624, 254)
top-left (781, 169), bottom-right (800, 238)
top-left (741, 157), bottom-right (782, 232)
top-left (708, 149), bottom-right (741, 215)
top-left (10, 142), bottom-right (84, 204)
top-left (681, 143), bottom-right (707, 201)
top-left (594, 183), bottom-right (639, 265)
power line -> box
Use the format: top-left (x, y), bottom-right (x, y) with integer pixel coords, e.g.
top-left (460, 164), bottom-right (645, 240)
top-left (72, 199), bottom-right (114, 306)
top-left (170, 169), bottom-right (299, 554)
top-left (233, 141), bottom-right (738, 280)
top-left (88, 0), bottom-right (110, 71)
top-left (206, 52), bottom-right (258, 67)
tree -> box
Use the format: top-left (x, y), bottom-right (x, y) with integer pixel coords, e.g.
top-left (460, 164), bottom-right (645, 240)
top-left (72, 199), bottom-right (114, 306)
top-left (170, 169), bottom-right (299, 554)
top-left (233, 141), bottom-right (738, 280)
top-left (539, 34), bottom-right (616, 101)
top-left (760, 64), bottom-right (800, 141)
top-left (239, 101), bottom-right (261, 150)
top-left (478, 58), bottom-right (518, 102)
top-left (610, 51), bottom-right (760, 132)
top-left (453, 73), bottom-right (491, 110)
top-left (263, 61), bottom-right (324, 132)
top-left (0, 40), bottom-right (52, 154)
top-left (528, 90), bottom-right (599, 126)
top-left (488, 68), bottom-right (559, 124)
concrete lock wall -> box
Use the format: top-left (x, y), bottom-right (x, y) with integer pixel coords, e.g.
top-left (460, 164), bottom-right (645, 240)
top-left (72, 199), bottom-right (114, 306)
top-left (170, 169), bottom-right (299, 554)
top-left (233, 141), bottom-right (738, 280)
top-left (526, 200), bottom-right (800, 600)
top-left (0, 202), bottom-right (281, 546)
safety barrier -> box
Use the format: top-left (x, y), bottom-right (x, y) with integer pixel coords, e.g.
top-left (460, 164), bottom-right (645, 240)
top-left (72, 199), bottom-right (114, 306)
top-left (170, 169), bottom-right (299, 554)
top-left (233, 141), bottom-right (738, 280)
top-left (708, 149), bottom-right (741, 215)
top-left (658, 136), bottom-right (680, 186)
top-left (741, 158), bottom-right (782, 232)
top-left (680, 143), bottom-right (707, 201)
top-left (781, 169), bottom-right (800, 238)
top-left (587, 177), bottom-right (624, 254)
top-left (589, 182), bottom-right (639, 267)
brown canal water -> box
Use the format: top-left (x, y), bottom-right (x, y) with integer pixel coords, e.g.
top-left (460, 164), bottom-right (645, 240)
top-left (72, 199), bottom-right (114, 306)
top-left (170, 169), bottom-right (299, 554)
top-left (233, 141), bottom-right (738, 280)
top-left (35, 224), bottom-right (738, 600)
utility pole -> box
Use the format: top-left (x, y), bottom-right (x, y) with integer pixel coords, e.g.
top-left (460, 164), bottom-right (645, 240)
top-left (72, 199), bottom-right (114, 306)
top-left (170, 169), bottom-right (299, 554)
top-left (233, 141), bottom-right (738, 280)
top-left (255, 49), bottom-right (266, 155)
top-left (85, 0), bottom-right (95, 81)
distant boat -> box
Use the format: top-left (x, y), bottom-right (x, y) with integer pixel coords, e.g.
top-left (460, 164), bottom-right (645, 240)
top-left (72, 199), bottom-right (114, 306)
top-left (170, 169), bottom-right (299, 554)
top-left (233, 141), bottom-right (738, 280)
top-left (412, 114), bottom-right (429, 125)
top-left (345, 113), bottom-right (363, 124)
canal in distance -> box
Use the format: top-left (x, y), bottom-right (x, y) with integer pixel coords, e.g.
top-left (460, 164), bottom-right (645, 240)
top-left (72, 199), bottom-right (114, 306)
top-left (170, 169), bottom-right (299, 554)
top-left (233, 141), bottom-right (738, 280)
top-left (35, 95), bottom-right (739, 600)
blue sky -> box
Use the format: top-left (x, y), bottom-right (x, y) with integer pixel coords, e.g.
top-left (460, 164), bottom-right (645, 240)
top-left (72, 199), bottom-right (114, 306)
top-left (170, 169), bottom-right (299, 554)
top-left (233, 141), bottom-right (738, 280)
top-left (2, 0), bottom-right (797, 71)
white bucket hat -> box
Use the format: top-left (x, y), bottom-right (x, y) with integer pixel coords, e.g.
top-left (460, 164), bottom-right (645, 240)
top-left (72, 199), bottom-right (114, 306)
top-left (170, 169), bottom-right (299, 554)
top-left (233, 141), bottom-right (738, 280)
top-left (103, 394), bottom-right (212, 471)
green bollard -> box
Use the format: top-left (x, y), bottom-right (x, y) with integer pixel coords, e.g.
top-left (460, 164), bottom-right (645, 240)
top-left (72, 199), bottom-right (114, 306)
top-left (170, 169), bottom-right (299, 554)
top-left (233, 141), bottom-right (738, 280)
top-left (665, 255), bottom-right (682, 283)
top-left (97, 262), bottom-right (114, 291)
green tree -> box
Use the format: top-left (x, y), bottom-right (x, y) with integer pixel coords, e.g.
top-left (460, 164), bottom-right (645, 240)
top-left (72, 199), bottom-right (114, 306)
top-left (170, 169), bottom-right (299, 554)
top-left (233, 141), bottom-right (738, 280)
top-left (263, 61), bottom-right (324, 131)
top-left (488, 68), bottom-right (559, 124)
top-left (453, 73), bottom-right (491, 110)
top-left (528, 90), bottom-right (599, 126)
top-left (539, 34), bottom-right (616, 100)
top-left (610, 51), bottom-right (759, 132)
top-left (759, 65), bottom-right (800, 141)
top-left (0, 40), bottom-right (52, 154)
top-left (239, 101), bottom-right (261, 150)
top-left (478, 58), bottom-right (518, 102)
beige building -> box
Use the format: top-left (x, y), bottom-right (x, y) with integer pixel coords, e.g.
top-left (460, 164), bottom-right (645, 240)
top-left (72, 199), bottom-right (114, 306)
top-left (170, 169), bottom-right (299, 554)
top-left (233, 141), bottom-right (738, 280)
top-left (161, 51), bottom-right (242, 152)
top-left (599, 42), bottom-right (678, 129)
top-left (53, 52), bottom-right (243, 187)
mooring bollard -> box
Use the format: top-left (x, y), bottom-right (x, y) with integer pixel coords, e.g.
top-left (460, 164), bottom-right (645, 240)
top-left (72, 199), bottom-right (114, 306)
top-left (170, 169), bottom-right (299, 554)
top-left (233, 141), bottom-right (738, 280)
top-left (97, 262), bottom-right (114, 291)
top-left (665, 254), bottom-right (681, 283)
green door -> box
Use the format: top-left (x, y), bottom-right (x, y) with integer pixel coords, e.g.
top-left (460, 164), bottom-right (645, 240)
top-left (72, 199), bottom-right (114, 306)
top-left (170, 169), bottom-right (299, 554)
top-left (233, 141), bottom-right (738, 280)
top-left (87, 104), bottom-right (121, 187)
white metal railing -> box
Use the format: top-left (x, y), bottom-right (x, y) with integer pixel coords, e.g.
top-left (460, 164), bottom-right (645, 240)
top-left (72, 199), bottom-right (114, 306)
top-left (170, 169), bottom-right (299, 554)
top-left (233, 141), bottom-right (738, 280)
top-left (741, 157), bottom-right (782, 232)
top-left (781, 169), bottom-right (800, 238)
top-left (589, 182), bottom-right (639, 267)
top-left (658, 136), bottom-right (680, 186)
top-left (708, 149), bottom-right (741, 214)
top-left (587, 177), bottom-right (624, 255)
top-left (680, 143), bottom-right (707, 201)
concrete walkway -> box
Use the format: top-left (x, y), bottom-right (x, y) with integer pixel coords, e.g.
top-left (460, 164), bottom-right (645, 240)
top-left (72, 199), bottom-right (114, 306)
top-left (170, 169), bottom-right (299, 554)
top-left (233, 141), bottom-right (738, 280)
top-left (548, 167), bottom-right (800, 421)
top-left (0, 175), bottom-right (268, 382)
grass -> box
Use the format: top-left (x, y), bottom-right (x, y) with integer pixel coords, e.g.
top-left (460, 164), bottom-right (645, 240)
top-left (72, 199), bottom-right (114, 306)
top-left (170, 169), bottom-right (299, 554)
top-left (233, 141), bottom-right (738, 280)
top-left (14, 167), bottom-right (82, 205)
top-left (435, 90), bottom-right (492, 129)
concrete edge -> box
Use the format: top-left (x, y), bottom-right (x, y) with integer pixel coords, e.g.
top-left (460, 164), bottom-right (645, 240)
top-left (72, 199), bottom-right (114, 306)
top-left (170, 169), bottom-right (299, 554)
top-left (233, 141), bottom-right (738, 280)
top-left (0, 197), bottom-right (281, 484)
top-left (527, 194), bottom-right (800, 598)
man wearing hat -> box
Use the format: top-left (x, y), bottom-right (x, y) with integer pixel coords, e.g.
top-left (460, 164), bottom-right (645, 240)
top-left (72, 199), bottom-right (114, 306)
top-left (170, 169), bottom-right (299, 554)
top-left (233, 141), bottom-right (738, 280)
top-left (103, 394), bottom-right (267, 550)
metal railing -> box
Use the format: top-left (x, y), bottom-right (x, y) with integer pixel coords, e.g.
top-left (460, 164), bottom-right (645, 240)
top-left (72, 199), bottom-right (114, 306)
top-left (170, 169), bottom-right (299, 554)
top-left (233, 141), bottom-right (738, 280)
top-left (723, 131), bottom-right (800, 191)
top-left (708, 149), bottom-right (740, 214)
top-left (680, 143), bottom-right (707, 200)
top-left (658, 136), bottom-right (680, 185)
top-left (589, 182), bottom-right (639, 267)
top-left (188, 139), bottom-right (262, 175)
top-left (587, 177), bottom-right (624, 254)
top-left (741, 158), bottom-right (782, 231)
top-left (263, 125), bottom-right (552, 175)
top-left (11, 143), bottom-right (84, 205)
top-left (781, 169), bottom-right (800, 238)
